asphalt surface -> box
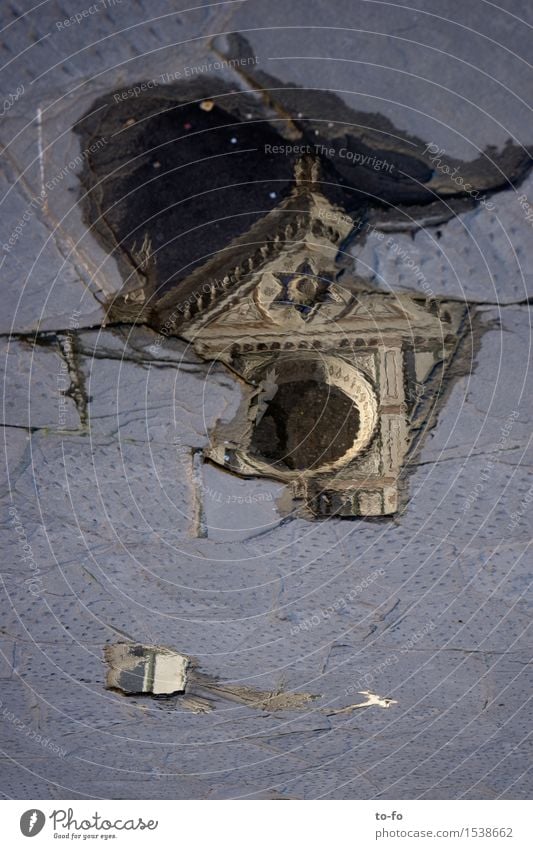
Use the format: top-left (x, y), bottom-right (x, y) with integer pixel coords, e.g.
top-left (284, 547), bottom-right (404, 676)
top-left (0, 0), bottom-right (531, 799)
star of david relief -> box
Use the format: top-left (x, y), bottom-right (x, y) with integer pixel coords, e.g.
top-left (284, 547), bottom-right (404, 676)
top-left (270, 262), bottom-right (333, 318)
top-left (146, 155), bottom-right (467, 519)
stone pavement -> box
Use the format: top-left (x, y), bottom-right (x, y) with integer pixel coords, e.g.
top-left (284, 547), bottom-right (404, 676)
top-left (0, 0), bottom-right (531, 799)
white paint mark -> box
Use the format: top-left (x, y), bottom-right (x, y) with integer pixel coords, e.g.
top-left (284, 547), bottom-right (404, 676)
top-left (191, 448), bottom-right (207, 537)
top-left (327, 690), bottom-right (398, 716)
top-left (36, 107), bottom-right (46, 208)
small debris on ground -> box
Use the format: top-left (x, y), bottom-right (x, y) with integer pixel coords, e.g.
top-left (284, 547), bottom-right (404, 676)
top-left (104, 642), bottom-right (318, 712)
top-left (325, 690), bottom-right (398, 716)
top-left (105, 643), bottom-right (189, 696)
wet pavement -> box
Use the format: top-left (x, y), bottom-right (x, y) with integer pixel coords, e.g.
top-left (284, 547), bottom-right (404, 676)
top-left (0, 0), bottom-right (531, 800)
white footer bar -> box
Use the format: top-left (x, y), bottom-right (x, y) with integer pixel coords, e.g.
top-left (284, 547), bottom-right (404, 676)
top-left (3, 799), bottom-right (530, 848)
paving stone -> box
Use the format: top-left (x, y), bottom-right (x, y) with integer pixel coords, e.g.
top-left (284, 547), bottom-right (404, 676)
top-left (0, 338), bottom-right (79, 430)
top-left (0, 172), bottom-right (103, 333)
top-left (353, 172), bottom-right (533, 302)
top-left (201, 461), bottom-right (286, 542)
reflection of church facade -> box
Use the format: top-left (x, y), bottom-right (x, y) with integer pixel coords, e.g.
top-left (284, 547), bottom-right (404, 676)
top-left (116, 158), bottom-right (464, 518)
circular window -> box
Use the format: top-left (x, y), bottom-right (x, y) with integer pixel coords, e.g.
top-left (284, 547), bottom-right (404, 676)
top-left (238, 354), bottom-right (378, 479)
top-left (250, 379), bottom-right (360, 471)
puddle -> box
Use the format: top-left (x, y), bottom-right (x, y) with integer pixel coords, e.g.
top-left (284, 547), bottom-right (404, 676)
top-left (214, 32), bottom-right (533, 203)
top-left (105, 643), bottom-right (317, 713)
top-left (75, 71), bottom-right (531, 327)
top-left (75, 79), bottom-right (313, 323)
top-left (73, 68), bottom-right (529, 519)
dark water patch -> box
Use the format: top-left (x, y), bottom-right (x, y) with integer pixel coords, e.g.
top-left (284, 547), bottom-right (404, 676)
top-left (74, 67), bottom-right (531, 329)
top-left (251, 379), bottom-right (360, 471)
